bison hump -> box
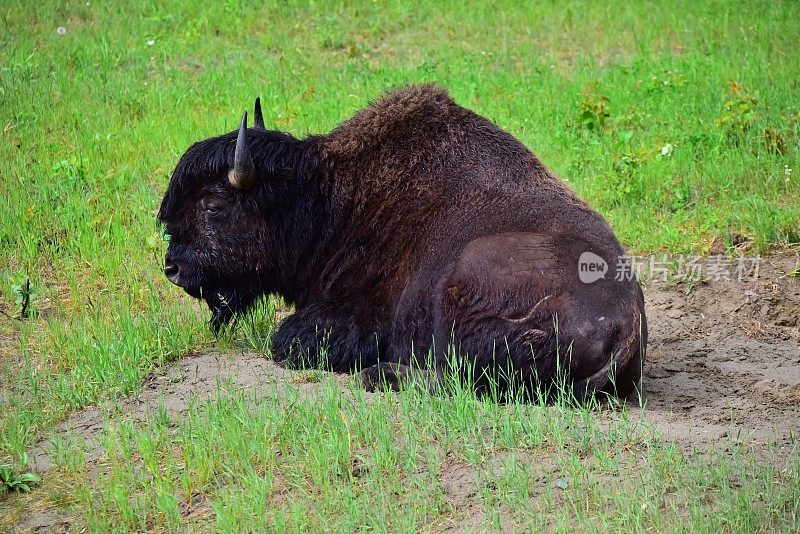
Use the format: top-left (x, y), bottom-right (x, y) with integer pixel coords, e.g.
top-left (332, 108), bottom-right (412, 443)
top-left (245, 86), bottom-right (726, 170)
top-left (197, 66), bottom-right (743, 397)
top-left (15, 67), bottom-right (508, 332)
top-left (321, 84), bottom-right (460, 158)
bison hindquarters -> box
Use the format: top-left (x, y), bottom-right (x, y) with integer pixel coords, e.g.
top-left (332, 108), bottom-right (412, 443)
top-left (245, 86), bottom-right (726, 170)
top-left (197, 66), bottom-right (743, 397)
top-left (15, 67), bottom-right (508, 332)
top-left (432, 232), bottom-right (646, 401)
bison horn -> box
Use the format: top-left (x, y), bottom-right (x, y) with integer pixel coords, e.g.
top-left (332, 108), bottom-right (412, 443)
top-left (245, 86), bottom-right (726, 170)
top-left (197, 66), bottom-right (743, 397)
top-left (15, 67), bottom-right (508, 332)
top-left (253, 97), bottom-right (265, 130)
top-left (229, 111), bottom-right (256, 189)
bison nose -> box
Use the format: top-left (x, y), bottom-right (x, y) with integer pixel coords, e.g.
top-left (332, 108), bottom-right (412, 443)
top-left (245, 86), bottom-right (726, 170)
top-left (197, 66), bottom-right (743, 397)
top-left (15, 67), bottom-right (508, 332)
top-left (164, 260), bottom-right (181, 285)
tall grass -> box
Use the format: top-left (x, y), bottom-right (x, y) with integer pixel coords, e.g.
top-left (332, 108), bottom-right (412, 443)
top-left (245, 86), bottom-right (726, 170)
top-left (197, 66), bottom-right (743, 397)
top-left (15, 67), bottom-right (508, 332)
top-left (24, 364), bottom-right (800, 532)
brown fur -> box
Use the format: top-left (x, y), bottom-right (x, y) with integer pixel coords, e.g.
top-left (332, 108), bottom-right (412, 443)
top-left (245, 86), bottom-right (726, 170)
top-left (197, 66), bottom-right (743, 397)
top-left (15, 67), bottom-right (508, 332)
top-left (159, 84), bottom-right (647, 400)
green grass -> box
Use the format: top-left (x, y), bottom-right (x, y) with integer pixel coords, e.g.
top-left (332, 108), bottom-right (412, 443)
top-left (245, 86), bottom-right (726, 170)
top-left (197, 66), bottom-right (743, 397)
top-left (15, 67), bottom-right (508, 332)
top-left (1, 0), bottom-right (799, 530)
top-left (7, 370), bottom-right (799, 531)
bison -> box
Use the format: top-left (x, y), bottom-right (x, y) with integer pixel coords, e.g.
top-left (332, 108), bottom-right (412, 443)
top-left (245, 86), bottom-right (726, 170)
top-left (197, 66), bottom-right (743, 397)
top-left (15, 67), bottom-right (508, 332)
top-left (158, 85), bottom-right (647, 401)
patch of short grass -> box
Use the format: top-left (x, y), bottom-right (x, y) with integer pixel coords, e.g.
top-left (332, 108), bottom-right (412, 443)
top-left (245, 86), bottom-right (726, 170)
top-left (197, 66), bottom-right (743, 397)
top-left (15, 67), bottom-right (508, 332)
top-left (54, 378), bottom-right (799, 532)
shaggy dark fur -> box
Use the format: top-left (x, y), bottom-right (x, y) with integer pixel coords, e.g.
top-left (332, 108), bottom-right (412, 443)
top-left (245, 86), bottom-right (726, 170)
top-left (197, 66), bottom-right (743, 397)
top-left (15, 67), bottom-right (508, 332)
top-left (158, 84), bottom-right (647, 400)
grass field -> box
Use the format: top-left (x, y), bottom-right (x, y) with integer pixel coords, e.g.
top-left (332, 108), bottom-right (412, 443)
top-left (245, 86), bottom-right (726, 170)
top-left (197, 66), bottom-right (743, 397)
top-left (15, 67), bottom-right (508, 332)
top-left (1, 0), bottom-right (799, 531)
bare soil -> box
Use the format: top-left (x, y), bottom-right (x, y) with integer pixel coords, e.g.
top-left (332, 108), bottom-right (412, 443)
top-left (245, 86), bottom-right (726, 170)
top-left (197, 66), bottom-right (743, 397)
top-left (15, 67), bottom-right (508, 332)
top-left (643, 253), bottom-right (800, 449)
top-left (11, 254), bottom-right (800, 532)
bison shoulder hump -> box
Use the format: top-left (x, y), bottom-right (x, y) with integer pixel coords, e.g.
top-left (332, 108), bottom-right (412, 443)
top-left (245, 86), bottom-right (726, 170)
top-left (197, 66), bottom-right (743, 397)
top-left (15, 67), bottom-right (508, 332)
top-left (320, 84), bottom-right (460, 158)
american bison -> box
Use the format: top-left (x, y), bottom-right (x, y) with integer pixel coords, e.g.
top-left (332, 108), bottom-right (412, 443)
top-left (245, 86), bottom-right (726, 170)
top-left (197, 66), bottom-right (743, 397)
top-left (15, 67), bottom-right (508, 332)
top-left (158, 85), bottom-right (647, 400)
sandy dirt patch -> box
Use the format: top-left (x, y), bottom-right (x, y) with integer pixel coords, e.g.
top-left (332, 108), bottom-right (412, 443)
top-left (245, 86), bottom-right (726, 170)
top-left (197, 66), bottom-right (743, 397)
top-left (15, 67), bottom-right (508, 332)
top-left (643, 254), bottom-right (799, 449)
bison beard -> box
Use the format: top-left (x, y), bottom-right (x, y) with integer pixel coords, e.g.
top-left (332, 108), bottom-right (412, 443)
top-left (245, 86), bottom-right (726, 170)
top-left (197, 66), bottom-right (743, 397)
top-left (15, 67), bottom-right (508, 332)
top-left (158, 85), bottom-right (648, 401)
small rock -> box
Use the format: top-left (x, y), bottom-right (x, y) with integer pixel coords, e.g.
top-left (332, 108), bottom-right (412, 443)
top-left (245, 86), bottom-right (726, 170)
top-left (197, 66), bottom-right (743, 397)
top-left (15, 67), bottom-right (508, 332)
top-left (553, 477), bottom-right (570, 490)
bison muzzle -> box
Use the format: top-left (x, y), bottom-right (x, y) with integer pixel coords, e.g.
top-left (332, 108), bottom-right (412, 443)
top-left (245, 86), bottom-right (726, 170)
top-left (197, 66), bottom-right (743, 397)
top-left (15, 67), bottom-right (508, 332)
top-left (158, 85), bottom-right (647, 401)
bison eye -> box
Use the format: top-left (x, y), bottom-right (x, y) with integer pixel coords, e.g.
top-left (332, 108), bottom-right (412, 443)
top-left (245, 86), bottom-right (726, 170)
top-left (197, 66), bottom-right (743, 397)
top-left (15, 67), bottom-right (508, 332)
top-left (202, 200), bottom-right (223, 215)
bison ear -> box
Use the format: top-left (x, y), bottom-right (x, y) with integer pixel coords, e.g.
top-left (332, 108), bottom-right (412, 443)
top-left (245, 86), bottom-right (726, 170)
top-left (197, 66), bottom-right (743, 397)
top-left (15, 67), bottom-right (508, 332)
top-left (253, 97), bottom-right (265, 130)
top-left (228, 112), bottom-right (257, 189)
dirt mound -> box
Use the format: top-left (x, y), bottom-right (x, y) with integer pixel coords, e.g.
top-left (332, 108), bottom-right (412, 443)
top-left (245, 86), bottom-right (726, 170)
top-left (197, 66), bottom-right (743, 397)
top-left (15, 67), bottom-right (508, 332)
top-left (28, 353), bottom-right (351, 473)
top-left (26, 254), bottom-right (800, 472)
top-left (14, 254), bottom-right (800, 531)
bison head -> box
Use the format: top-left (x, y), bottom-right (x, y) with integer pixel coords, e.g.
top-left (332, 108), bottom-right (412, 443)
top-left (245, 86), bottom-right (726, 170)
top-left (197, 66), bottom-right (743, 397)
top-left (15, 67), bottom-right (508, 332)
top-left (157, 99), bottom-right (312, 332)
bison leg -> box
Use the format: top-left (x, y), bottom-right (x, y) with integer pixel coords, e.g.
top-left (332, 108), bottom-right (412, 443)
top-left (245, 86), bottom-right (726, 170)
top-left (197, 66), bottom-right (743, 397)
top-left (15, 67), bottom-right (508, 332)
top-left (271, 307), bottom-right (384, 373)
top-left (359, 362), bottom-right (439, 392)
top-left (360, 363), bottom-right (408, 392)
